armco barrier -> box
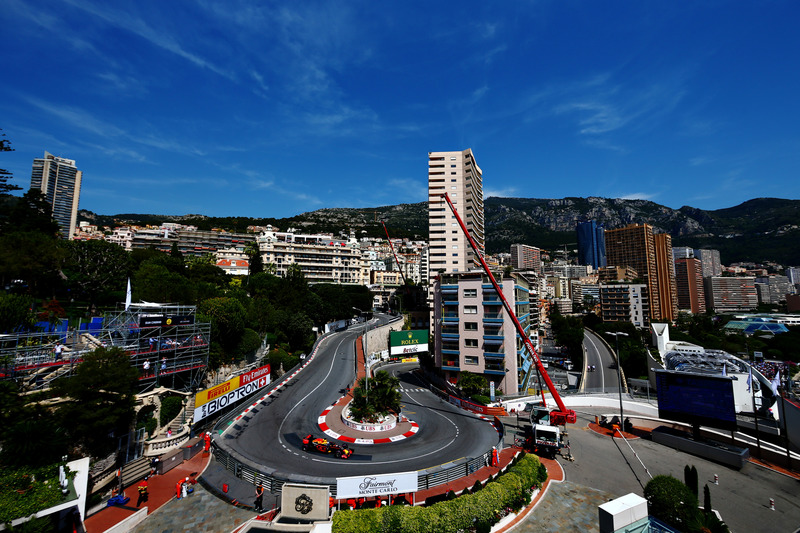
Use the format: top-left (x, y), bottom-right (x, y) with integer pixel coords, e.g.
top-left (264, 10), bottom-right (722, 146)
top-left (211, 444), bottom-right (496, 498)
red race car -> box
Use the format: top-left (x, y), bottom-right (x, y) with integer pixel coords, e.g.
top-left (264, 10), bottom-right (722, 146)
top-left (302, 434), bottom-right (353, 459)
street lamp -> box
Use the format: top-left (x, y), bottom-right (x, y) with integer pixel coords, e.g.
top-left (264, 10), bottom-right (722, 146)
top-left (606, 332), bottom-right (629, 431)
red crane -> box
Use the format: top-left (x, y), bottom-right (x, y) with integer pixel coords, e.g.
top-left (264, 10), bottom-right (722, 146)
top-left (440, 193), bottom-right (576, 426)
top-left (381, 220), bottom-right (409, 288)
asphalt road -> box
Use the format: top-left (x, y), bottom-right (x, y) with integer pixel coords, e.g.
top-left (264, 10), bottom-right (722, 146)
top-left (560, 408), bottom-right (800, 532)
top-left (218, 315), bottom-right (499, 482)
top-left (582, 329), bottom-right (619, 394)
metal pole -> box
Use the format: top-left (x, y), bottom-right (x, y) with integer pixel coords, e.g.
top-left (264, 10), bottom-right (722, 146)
top-left (615, 334), bottom-right (624, 430)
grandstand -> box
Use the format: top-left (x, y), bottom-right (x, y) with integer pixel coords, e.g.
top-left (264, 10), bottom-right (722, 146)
top-left (0, 303), bottom-right (209, 393)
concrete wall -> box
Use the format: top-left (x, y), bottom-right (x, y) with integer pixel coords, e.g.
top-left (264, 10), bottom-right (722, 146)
top-left (364, 316), bottom-right (404, 356)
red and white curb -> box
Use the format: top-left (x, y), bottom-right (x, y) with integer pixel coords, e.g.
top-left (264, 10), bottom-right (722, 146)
top-left (317, 400), bottom-right (419, 445)
top-left (221, 340), bottom-right (326, 436)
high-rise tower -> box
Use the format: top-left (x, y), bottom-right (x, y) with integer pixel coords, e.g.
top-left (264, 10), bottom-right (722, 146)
top-left (427, 149), bottom-right (484, 285)
top-left (576, 220), bottom-right (607, 269)
top-left (31, 151), bottom-right (82, 239)
top-left (605, 223), bottom-right (662, 321)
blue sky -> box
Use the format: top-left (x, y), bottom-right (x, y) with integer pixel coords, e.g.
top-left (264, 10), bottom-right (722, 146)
top-left (2, 1), bottom-right (799, 218)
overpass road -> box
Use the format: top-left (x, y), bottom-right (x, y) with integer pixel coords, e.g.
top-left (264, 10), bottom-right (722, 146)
top-left (582, 329), bottom-right (620, 394)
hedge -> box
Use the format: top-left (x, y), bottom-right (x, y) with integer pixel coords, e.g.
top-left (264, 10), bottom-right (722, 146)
top-left (331, 453), bottom-right (546, 533)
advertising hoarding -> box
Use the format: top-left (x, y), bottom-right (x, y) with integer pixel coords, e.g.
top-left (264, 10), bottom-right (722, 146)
top-left (194, 364), bottom-right (271, 422)
top-left (336, 471), bottom-right (417, 499)
top-left (389, 330), bottom-right (428, 356)
top-left (655, 370), bottom-right (737, 431)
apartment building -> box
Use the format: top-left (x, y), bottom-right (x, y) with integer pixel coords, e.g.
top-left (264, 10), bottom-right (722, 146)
top-left (257, 228), bottom-right (368, 285)
top-left (30, 151), bottom-right (82, 239)
top-left (434, 272), bottom-right (530, 395)
top-left (674, 257), bottom-right (706, 314)
top-left (427, 149), bottom-right (484, 284)
top-left (599, 284), bottom-right (649, 327)
top-left (510, 244), bottom-right (542, 274)
top-left (703, 276), bottom-right (757, 312)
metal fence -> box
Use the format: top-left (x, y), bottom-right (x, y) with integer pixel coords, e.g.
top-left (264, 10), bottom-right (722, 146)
top-left (211, 444), bottom-right (495, 498)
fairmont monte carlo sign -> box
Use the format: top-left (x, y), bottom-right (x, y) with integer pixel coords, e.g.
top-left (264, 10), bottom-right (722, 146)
top-left (336, 471), bottom-right (417, 499)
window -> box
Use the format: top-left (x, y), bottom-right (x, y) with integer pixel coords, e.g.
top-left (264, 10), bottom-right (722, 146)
top-left (464, 338), bottom-right (478, 348)
top-left (464, 322), bottom-right (478, 330)
top-left (464, 306), bottom-right (478, 314)
top-left (465, 356), bottom-right (478, 365)
top-left (451, 164), bottom-right (456, 168)
top-left (450, 156), bottom-right (457, 160)
top-left (451, 172), bottom-right (457, 175)
top-left (463, 289), bottom-right (477, 298)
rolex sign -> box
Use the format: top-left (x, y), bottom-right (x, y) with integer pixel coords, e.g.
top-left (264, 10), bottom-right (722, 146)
top-left (389, 330), bottom-right (428, 356)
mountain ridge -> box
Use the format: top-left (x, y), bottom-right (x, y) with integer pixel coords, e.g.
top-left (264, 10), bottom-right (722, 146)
top-left (79, 196), bottom-right (800, 266)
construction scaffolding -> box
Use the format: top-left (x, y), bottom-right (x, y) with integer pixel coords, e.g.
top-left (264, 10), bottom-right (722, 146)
top-left (0, 302), bottom-right (210, 393)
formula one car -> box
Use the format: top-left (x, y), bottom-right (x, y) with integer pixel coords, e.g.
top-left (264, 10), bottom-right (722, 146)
top-left (302, 434), bottom-right (353, 459)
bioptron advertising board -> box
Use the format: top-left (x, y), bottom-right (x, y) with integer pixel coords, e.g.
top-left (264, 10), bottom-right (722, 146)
top-left (194, 364), bottom-right (271, 422)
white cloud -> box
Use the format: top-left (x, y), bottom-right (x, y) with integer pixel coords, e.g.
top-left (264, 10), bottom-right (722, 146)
top-left (619, 192), bottom-right (658, 201)
top-left (484, 187), bottom-right (519, 198)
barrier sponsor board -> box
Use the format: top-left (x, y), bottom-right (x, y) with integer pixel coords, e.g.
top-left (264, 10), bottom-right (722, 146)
top-left (336, 471), bottom-right (417, 499)
top-left (390, 343), bottom-right (428, 356)
top-left (389, 330), bottom-right (428, 356)
top-left (194, 364), bottom-right (271, 422)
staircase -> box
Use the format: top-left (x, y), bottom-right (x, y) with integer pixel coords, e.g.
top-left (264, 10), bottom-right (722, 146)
top-left (161, 398), bottom-right (194, 437)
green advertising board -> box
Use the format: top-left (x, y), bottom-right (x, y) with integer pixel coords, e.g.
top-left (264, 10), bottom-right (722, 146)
top-left (389, 329), bottom-right (429, 356)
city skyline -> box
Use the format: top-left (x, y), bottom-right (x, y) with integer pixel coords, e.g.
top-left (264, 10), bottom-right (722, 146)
top-left (2, 1), bottom-right (799, 218)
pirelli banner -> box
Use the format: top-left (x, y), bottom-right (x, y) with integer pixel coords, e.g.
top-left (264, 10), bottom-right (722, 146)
top-left (389, 329), bottom-right (428, 357)
top-left (194, 364), bottom-right (271, 422)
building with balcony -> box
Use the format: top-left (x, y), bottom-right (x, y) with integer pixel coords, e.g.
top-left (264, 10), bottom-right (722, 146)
top-left (30, 151), bottom-right (82, 239)
top-left (510, 244), bottom-right (542, 274)
top-left (703, 276), bottom-right (757, 312)
top-left (257, 228), bottom-right (368, 285)
top-left (427, 149), bottom-right (484, 284)
top-left (695, 248), bottom-right (722, 277)
top-left (674, 257), bottom-right (706, 314)
top-left (433, 271), bottom-right (531, 395)
top-left (599, 284), bottom-right (649, 327)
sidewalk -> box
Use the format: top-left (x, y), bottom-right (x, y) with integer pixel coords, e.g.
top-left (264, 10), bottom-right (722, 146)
top-left (83, 451), bottom-right (215, 533)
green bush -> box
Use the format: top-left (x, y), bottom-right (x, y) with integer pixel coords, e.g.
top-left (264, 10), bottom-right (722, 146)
top-left (644, 475), bottom-right (699, 529)
top-left (331, 454), bottom-right (545, 533)
top-left (159, 396), bottom-right (184, 427)
top-left (471, 395), bottom-right (491, 406)
top-left (0, 466), bottom-right (66, 523)
top-left (236, 328), bottom-right (262, 358)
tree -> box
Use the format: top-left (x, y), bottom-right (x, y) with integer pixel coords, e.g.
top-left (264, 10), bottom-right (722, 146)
top-left (0, 231), bottom-right (62, 295)
top-left (53, 346), bottom-right (138, 457)
top-left (2, 189), bottom-right (60, 236)
top-left (348, 370), bottom-right (401, 422)
top-left (197, 297), bottom-right (247, 354)
top-left (0, 128), bottom-right (22, 196)
top-left (0, 293), bottom-right (35, 333)
top-left (457, 371), bottom-right (488, 397)
top-left (644, 475), bottom-right (699, 530)
top-left (133, 262), bottom-right (193, 303)
top-left (245, 241), bottom-right (263, 277)
top-left (61, 240), bottom-right (130, 312)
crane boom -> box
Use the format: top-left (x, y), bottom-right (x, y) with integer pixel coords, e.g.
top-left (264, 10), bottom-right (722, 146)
top-left (381, 221), bottom-right (409, 287)
top-left (439, 193), bottom-right (576, 425)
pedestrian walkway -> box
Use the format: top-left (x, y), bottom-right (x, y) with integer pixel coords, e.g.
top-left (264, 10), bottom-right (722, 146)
top-left (508, 480), bottom-right (615, 533)
top-left (83, 451), bottom-right (217, 533)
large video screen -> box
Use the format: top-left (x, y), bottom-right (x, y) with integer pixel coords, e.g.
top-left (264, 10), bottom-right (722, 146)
top-left (655, 370), bottom-right (737, 431)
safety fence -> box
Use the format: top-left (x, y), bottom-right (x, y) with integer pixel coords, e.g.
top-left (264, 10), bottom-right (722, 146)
top-left (211, 444), bottom-right (496, 498)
